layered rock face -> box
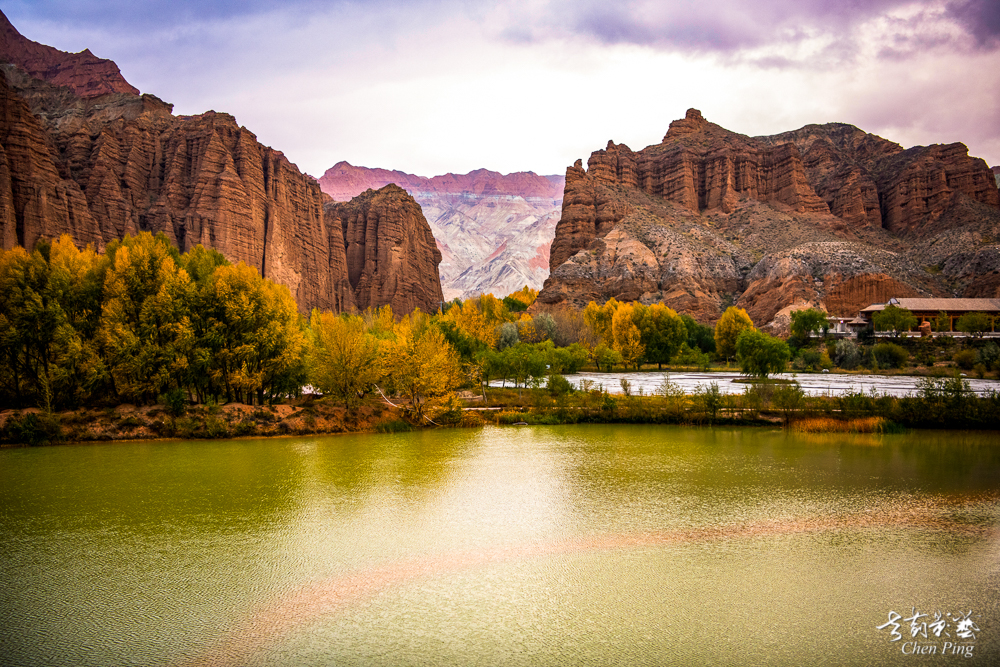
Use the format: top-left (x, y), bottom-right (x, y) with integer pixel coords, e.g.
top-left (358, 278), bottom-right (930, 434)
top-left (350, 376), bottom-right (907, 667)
top-left (0, 16), bottom-right (442, 316)
top-left (319, 162), bottom-right (563, 300)
top-left (539, 109), bottom-right (1000, 330)
top-left (325, 185), bottom-right (444, 314)
top-left (0, 10), bottom-right (138, 98)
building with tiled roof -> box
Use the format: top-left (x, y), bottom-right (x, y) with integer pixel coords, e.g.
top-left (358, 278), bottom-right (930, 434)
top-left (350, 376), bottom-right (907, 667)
top-left (859, 298), bottom-right (1000, 333)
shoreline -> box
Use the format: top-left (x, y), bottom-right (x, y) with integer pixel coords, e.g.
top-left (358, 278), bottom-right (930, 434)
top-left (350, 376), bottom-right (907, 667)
top-left (4, 378), bottom-right (999, 446)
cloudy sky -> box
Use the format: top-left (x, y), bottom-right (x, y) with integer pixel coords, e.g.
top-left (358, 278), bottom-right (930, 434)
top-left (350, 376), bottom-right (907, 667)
top-left (6, 0), bottom-right (1000, 178)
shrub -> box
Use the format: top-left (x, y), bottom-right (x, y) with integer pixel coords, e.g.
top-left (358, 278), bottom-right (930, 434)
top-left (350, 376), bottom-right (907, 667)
top-left (375, 418), bottom-right (413, 433)
top-left (953, 349), bottom-right (977, 370)
top-left (872, 342), bottom-right (908, 369)
top-left (546, 374), bottom-right (575, 396)
top-left (160, 388), bottom-right (187, 417)
top-left (2, 412), bottom-right (63, 446)
top-left (800, 349), bottom-right (822, 370)
top-left (833, 339), bottom-right (861, 370)
top-left (976, 342), bottom-right (1000, 370)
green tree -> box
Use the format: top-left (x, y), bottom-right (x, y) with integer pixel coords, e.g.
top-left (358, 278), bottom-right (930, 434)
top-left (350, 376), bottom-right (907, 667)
top-left (501, 343), bottom-right (547, 397)
top-left (933, 310), bottom-right (951, 333)
top-left (956, 312), bottom-right (993, 338)
top-left (497, 322), bottom-right (519, 350)
top-left (789, 308), bottom-right (828, 346)
top-left (873, 304), bottom-right (917, 338)
top-left (639, 303), bottom-right (687, 369)
top-left (715, 306), bottom-right (755, 362)
top-left (735, 328), bottom-right (790, 379)
top-left (680, 314), bottom-right (715, 355)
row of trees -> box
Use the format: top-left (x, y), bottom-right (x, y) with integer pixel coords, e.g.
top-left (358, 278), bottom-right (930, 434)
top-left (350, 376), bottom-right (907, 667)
top-left (6, 234), bottom-right (892, 414)
top-left (1, 234), bottom-right (309, 410)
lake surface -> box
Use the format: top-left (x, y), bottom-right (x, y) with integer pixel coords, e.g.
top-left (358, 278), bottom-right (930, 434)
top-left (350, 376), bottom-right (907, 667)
top-left (1, 426), bottom-right (998, 665)
top-left (517, 371), bottom-right (1000, 397)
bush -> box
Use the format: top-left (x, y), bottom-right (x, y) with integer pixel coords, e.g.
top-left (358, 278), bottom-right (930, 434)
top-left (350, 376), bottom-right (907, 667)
top-left (546, 373), bottom-right (575, 396)
top-left (2, 412), bottom-right (63, 446)
top-left (976, 342), bottom-right (1000, 370)
top-left (872, 342), bottom-right (909, 369)
top-left (160, 387), bottom-right (187, 417)
top-left (833, 339), bottom-right (861, 370)
top-left (375, 419), bottom-right (412, 433)
top-left (799, 349), bottom-right (821, 370)
top-left (953, 349), bottom-right (977, 370)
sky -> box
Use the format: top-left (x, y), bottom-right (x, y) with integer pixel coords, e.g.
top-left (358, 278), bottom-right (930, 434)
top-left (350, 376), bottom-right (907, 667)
top-left (5, 0), bottom-right (1000, 178)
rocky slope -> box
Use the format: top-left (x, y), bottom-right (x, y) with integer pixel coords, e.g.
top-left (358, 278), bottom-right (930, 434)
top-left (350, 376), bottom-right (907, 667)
top-left (318, 162), bottom-right (563, 300)
top-left (0, 14), bottom-right (442, 315)
top-left (538, 109), bottom-right (1000, 331)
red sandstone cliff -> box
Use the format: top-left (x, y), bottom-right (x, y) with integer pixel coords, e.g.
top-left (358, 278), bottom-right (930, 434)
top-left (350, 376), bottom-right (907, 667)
top-left (0, 16), bottom-right (442, 316)
top-left (325, 184), bottom-right (444, 314)
top-left (539, 109), bottom-right (1000, 330)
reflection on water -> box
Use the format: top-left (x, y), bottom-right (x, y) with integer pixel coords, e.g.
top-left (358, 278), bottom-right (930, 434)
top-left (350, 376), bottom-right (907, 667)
top-left (1, 426), bottom-right (998, 666)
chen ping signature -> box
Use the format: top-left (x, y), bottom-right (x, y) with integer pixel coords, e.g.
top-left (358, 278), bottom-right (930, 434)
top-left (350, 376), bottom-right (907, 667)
top-left (877, 608), bottom-right (981, 657)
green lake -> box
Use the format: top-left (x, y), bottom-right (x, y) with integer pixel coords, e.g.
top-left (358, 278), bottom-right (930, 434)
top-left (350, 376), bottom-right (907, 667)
top-left (1, 425), bottom-right (998, 665)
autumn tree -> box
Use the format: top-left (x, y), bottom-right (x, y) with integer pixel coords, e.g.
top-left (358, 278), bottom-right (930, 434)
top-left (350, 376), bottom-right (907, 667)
top-left (388, 314), bottom-right (463, 419)
top-left (194, 261), bottom-right (307, 405)
top-left (0, 240), bottom-right (102, 409)
top-left (309, 311), bottom-right (384, 408)
top-left (97, 233), bottom-right (197, 404)
top-left (611, 302), bottom-right (645, 369)
top-left (714, 306), bottom-right (755, 362)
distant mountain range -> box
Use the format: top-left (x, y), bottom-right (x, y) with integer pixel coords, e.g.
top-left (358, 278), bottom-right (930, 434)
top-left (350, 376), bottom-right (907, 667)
top-left (318, 162), bottom-right (564, 300)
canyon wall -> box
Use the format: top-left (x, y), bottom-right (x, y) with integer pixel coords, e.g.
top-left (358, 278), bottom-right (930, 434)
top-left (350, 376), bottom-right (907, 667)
top-left (539, 109), bottom-right (1000, 330)
top-left (0, 12), bottom-right (442, 315)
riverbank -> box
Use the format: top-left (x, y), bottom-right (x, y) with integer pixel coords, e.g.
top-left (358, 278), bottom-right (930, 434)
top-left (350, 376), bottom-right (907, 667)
top-left (0, 398), bottom-right (408, 446)
top-left (3, 373), bottom-right (999, 446)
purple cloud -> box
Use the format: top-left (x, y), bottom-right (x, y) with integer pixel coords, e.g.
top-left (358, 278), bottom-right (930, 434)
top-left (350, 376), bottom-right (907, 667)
top-left (947, 0), bottom-right (1000, 46)
top-left (506, 0), bottom-right (999, 58)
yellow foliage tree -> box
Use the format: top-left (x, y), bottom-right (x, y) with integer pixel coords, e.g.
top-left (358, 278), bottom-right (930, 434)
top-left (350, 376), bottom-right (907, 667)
top-left (612, 302), bottom-right (645, 369)
top-left (309, 311), bottom-right (384, 408)
top-left (199, 262), bottom-right (307, 404)
top-left (714, 306), bottom-right (755, 362)
top-left (388, 315), bottom-right (463, 419)
top-left (441, 298), bottom-right (499, 348)
top-left (98, 234), bottom-right (196, 403)
top-left (506, 285), bottom-right (538, 308)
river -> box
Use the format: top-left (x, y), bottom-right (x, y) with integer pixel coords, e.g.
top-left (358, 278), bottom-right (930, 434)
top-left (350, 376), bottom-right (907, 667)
top-left (492, 371), bottom-right (1000, 397)
top-left (1, 426), bottom-right (998, 665)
